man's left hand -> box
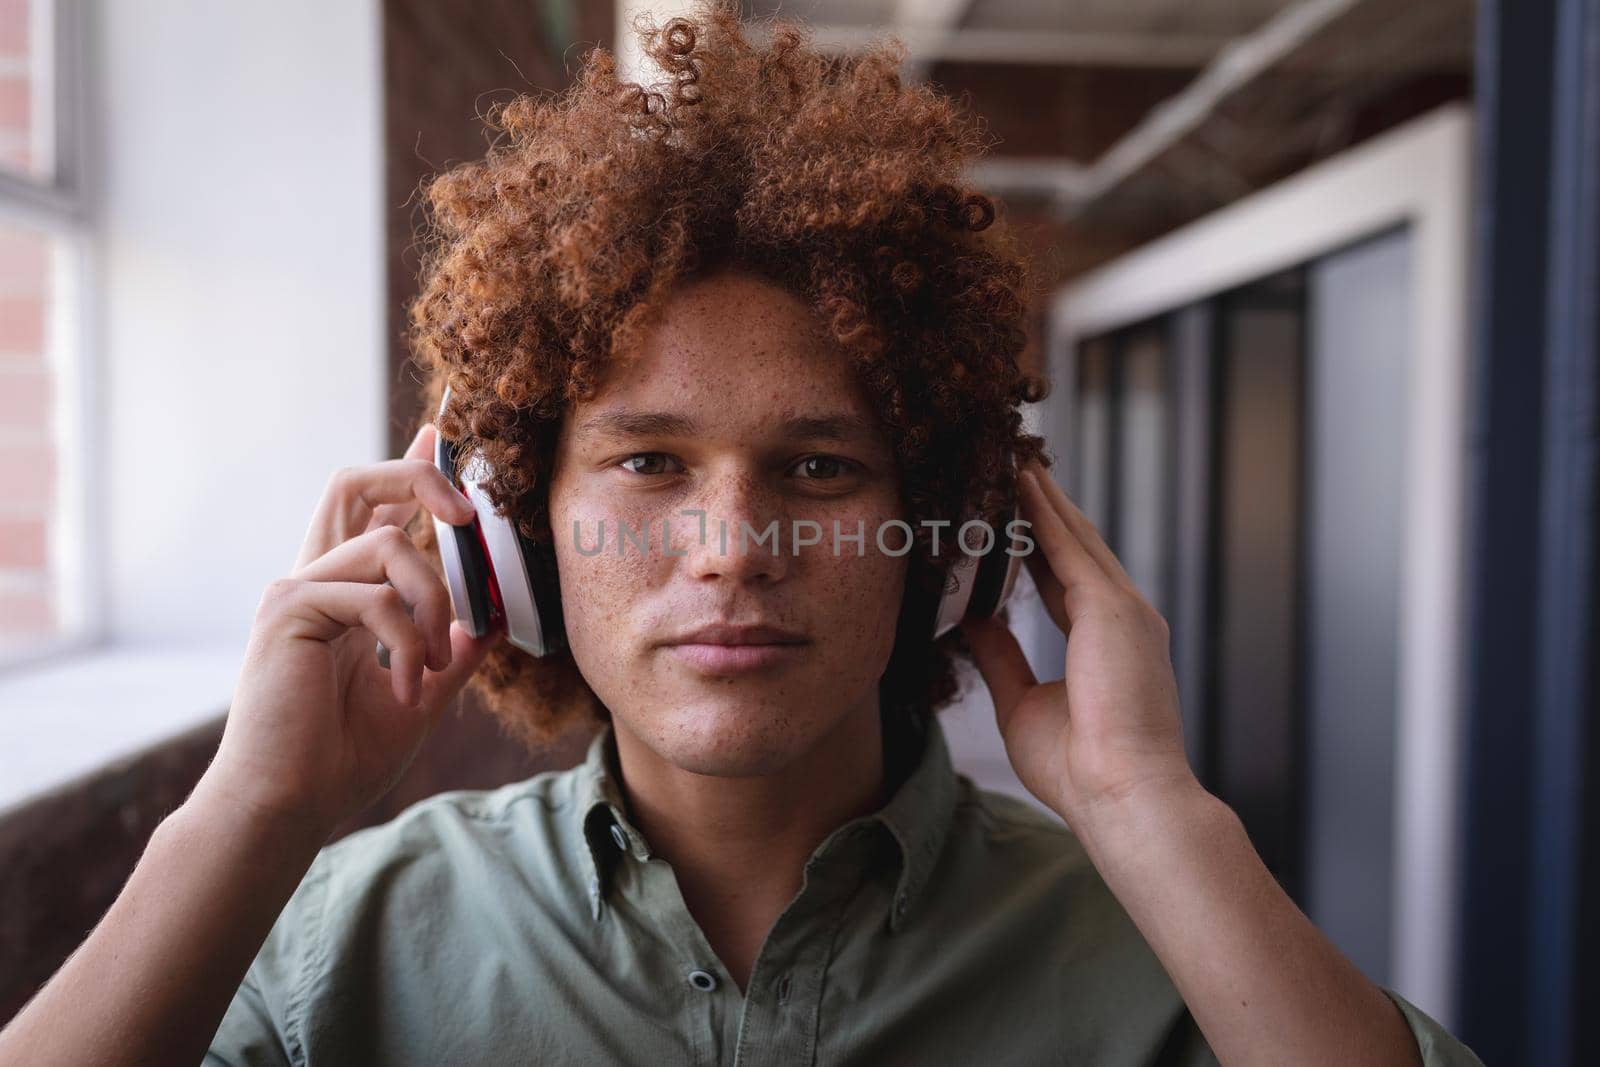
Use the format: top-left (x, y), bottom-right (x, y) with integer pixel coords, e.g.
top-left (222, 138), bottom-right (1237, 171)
top-left (960, 458), bottom-right (1199, 837)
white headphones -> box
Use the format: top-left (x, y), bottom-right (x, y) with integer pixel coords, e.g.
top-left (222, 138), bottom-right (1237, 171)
top-left (429, 385), bottom-right (1023, 658)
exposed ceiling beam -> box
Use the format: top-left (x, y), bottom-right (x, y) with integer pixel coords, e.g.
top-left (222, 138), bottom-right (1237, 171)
top-left (892, 0), bottom-right (977, 82)
top-left (1064, 0), bottom-right (1363, 213)
top-left (744, 23), bottom-right (1233, 69)
top-left (965, 156), bottom-right (1090, 212)
top-left (963, 0), bottom-right (1367, 216)
top-left (651, 0), bottom-right (1367, 225)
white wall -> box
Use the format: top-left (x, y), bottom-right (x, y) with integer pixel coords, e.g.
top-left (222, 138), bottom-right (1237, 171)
top-left (93, 0), bottom-right (386, 648)
top-left (0, 0), bottom-right (384, 813)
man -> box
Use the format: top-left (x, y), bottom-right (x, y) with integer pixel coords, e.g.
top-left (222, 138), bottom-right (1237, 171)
top-left (0, 3), bottom-right (1483, 1064)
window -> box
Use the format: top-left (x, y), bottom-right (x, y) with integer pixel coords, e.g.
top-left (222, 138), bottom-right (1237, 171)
top-left (1070, 266), bottom-right (1311, 902)
top-left (1049, 106), bottom-right (1472, 1017)
top-left (1068, 245), bottom-right (1413, 975)
top-left (0, 0), bottom-right (89, 670)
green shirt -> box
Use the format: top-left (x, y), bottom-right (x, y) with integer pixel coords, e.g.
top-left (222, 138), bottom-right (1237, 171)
top-left (205, 711), bottom-right (1482, 1066)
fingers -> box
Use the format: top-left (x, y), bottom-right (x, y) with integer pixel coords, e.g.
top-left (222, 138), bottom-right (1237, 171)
top-left (1020, 534), bottom-right (1071, 635)
top-left (365, 423), bottom-right (447, 535)
top-left (294, 424), bottom-right (475, 571)
top-left (1022, 460), bottom-right (1140, 596)
top-left (960, 615), bottom-right (1037, 734)
top-left (292, 524), bottom-right (456, 672)
top-left (258, 577), bottom-right (428, 707)
top-left (1017, 468), bottom-right (1120, 617)
top-left (418, 618), bottom-right (506, 723)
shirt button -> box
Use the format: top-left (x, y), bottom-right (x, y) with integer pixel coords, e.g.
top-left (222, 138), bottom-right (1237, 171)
top-left (687, 969), bottom-right (718, 992)
top-left (609, 823), bottom-right (629, 853)
top-left (895, 895), bottom-right (909, 918)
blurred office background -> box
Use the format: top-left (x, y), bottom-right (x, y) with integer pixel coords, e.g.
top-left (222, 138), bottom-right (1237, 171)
top-left (1, 1), bottom-right (1595, 1063)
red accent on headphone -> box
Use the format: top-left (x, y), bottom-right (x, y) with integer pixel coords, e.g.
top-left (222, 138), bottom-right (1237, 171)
top-left (472, 518), bottom-right (506, 622)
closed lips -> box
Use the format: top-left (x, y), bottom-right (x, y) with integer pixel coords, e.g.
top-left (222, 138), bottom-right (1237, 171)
top-left (666, 624), bottom-right (807, 646)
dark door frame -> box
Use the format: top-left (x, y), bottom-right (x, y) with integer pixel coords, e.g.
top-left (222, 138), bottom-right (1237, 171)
top-left (1456, 0), bottom-right (1600, 1063)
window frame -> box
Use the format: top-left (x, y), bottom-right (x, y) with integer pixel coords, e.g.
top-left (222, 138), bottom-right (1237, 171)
top-left (1044, 104), bottom-right (1474, 1029)
top-left (0, 0), bottom-right (100, 674)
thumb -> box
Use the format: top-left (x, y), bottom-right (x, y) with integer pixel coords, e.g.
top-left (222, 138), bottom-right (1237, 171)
top-left (404, 422), bottom-right (436, 461)
top-left (961, 615), bottom-right (1036, 735)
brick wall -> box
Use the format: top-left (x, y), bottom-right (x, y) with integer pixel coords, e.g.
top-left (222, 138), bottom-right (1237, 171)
top-left (0, 0), bottom-right (34, 173)
top-left (0, 0), bottom-right (56, 645)
top-left (0, 0), bottom-right (614, 1028)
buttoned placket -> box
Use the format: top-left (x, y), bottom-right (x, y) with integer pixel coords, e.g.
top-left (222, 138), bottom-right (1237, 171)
top-left (599, 805), bottom-right (887, 1066)
top-left (573, 714), bottom-right (958, 1065)
top-left (603, 806), bottom-right (719, 1052)
top-left (727, 821), bottom-right (887, 1067)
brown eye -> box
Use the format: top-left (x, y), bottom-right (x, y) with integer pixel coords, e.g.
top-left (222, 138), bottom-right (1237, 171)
top-left (620, 453), bottom-right (679, 476)
top-left (792, 455), bottom-right (847, 479)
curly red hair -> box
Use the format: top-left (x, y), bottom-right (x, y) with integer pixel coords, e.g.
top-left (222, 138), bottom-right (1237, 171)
top-left (404, 0), bottom-right (1052, 752)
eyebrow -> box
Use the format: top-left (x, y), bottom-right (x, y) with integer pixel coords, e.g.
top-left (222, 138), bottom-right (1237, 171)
top-left (576, 408), bottom-right (883, 446)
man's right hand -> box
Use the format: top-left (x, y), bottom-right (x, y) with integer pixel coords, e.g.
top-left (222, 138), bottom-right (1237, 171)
top-left (199, 421), bottom-right (506, 839)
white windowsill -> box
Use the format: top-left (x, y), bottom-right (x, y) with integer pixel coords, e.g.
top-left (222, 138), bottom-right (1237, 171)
top-left (0, 643), bottom-right (242, 819)
top-left (0, 620), bottom-right (1055, 826)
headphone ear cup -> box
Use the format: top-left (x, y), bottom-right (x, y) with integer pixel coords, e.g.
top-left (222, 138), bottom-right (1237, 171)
top-left (931, 464), bottom-right (1026, 638)
top-left (432, 386), bottom-right (564, 654)
top-left (965, 503), bottom-right (1023, 621)
top-left (433, 512), bottom-right (496, 638)
top-left (432, 425), bottom-right (496, 638)
top-left (520, 531), bottom-right (567, 656)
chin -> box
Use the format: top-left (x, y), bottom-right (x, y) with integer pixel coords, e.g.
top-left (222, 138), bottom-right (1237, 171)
top-left (625, 685), bottom-right (828, 778)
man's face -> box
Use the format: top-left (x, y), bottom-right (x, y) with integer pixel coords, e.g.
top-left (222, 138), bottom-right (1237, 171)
top-left (548, 271), bottom-right (909, 777)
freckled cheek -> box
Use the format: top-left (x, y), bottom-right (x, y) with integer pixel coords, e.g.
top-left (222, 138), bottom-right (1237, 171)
top-left (805, 529), bottom-right (909, 666)
top-left (551, 495), bottom-right (651, 651)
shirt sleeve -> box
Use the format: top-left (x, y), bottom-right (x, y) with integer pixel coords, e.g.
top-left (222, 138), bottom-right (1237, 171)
top-left (1380, 987), bottom-right (1486, 1067)
top-left (203, 971), bottom-right (293, 1067)
top-left (204, 852), bottom-right (331, 1067)
top-left (1145, 990), bottom-right (1484, 1067)
top-left (1150, 1005), bottom-right (1222, 1066)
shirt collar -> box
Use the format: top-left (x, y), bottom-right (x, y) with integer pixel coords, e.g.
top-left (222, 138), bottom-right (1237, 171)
top-left (574, 709), bottom-right (960, 932)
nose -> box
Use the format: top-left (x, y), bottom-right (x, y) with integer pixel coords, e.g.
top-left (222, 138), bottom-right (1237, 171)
top-left (669, 466), bottom-right (791, 585)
